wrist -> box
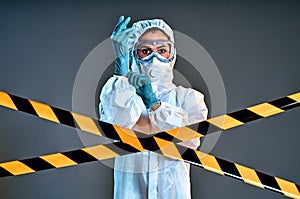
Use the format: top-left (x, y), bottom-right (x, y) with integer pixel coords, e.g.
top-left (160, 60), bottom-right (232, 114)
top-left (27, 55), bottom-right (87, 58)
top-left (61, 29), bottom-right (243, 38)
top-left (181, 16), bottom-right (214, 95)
top-left (114, 63), bottom-right (129, 76)
top-left (151, 102), bottom-right (161, 111)
top-left (144, 97), bottom-right (160, 110)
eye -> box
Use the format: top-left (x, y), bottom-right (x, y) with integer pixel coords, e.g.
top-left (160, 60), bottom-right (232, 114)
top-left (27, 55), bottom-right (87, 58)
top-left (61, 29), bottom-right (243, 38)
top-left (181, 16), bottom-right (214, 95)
top-left (158, 49), bottom-right (167, 54)
top-left (137, 48), bottom-right (153, 59)
top-left (138, 48), bottom-right (152, 55)
top-left (141, 48), bottom-right (152, 55)
top-left (158, 48), bottom-right (170, 58)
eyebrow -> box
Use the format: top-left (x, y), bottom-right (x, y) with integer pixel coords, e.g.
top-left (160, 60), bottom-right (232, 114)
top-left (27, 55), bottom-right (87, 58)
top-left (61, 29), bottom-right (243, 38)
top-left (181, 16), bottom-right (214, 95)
top-left (138, 45), bottom-right (152, 49)
top-left (138, 44), bottom-right (169, 49)
top-left (157, 44), bottom-right (168, 48)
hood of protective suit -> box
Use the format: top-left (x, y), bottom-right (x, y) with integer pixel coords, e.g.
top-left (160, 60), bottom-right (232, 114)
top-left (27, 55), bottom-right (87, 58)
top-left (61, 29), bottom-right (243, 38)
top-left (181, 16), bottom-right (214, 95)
top-left (129, 19), bottom-right (177, 93)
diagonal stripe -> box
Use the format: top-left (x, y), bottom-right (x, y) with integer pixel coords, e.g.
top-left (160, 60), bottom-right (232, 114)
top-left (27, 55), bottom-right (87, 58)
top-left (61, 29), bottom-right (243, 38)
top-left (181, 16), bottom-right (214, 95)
top-left (296, 184), bottom-right (300, 195)
top-left (82, 145), bottom-right (120, 160)
top-left (105, 142), bottom-right (141, 157)
top-left (0, 161), bottom-right (35, 175)
top-left (247, 103), bottom-right (284, 117)
top-left (0, 166), bottom-right (13, 177)
top-left (62, 150), bottom-right (98, 164)
top-left (198, 152), bottom-right (224, 175)
top-left (196, 121), bottom-right (222, 135)
top-left (0, 91), bottom-right (17, 110)
top-left (165, 126), bottom-right (203, 142)
top-left (9, 94), bottom-right (38, 116)
top-left (207, 115), bottom-right (244, 130)
top-left (235, 164), bottom-right (264, 188)
top-left (256, 170), bottom-right (282, 192)
top-left (50, 106), bottom-right (76, 127)
top-left (19, 157), bottom-right (55, 171)
top-left (139, 137), bottom-right (160, 152)
top-left (71, 112), bottom-right (102, 136)
top-left (228, 109), bottom-right (263, 123)
top-left (113, 125), bottom-right (144, 151)
top-left (98, 121), bottom-right (121, 141)
top-left (154, 131), bottom-right (177, 142)
top-left (40, 153), bottom-right (77, 168)
top-left (215, 157), bottom-right (242, 180)
top-left (29, 100), bottom-right (60, 123)
top-left (154, 137), bottom-right (183, 161)
top-left (288, 92), bottom-right (300, 102)
top-left (275, 177), bottom-right (300, 198)
top-left (269, 97), bottom-right (299, 111)
top-left (180, 148), bottom-right (202, 166)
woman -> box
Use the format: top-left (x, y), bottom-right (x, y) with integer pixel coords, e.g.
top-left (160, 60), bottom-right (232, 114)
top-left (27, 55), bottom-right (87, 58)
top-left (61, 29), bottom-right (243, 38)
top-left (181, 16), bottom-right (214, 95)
top-left (99, 16), bottom-right (208, 199)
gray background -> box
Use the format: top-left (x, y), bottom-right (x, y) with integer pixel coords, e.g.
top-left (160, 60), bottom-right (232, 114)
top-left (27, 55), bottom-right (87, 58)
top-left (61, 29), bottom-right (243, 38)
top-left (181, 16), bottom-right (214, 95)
top-left (0, 0), bottom-right (299, 198)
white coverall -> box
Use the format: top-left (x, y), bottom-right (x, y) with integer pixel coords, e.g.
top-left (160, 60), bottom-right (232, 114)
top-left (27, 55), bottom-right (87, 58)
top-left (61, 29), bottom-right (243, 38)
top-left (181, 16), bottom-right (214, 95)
top-left (99, 19), bottom-right (208, 199)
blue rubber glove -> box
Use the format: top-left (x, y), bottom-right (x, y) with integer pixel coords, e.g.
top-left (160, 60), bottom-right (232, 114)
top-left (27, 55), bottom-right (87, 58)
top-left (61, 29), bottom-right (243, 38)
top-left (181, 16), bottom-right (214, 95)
top-left (127, 71), bottom-right (151, 88)
top-left (111, 16), bottom-right (134, 76)
top-left (128, 72), bottom-right (160, 109)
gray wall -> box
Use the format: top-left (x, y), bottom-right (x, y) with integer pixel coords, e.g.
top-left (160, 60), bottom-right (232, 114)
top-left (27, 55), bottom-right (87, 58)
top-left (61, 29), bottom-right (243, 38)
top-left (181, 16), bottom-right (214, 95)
top-left (0, 0), bottom-right (299, 198)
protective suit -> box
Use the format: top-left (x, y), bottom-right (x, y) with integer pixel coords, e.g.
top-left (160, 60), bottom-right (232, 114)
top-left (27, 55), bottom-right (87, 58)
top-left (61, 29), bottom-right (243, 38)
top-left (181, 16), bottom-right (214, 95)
top-left (99, 17), bottom-right (208, 199)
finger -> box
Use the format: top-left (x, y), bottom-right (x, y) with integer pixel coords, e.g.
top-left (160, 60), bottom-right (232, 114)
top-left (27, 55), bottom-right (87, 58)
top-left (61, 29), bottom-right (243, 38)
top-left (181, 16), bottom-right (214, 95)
top-left (128, 72), bottom-right (134, 85)
top-left (118, 15), bottom-right (124, 24)
top-left (133, 75), bottom-right (139, 88)
top-left (124, 16), bottom-right (131, 26)
top-left (113, 16), bottom-right (125, 32)
top-left (117, 16), bottom-right (131, 32)
top-left (135, 76), bottom-right (141, 89)
top-left (116, 15), bottom-right (124, 27)
top-left (128, 72), bottom-right (137, 87)
top-left (137, 78), bottom-right (142, 88)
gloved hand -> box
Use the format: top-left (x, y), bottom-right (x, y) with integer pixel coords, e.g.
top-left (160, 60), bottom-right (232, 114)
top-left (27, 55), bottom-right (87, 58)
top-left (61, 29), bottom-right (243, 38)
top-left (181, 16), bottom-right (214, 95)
top-left (127, 71), bottom-right (151, 88)
top-left (128, 72), bottom-right (160, 109)
top-left (111, 16), bottom-right (134, 76)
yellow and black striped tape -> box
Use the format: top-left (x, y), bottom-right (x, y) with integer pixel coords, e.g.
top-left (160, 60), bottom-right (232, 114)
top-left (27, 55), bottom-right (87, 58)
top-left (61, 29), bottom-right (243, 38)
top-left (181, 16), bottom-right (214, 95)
top-left (0, 141), bottom-right (299, 199)
top-left (0, 142), bottom-right (134, 178)
top-left (162, 91), bottom-right (300, 143)
top-left (0, 90), bottom-right (299, 147)
top-left (0, 90), bottom-right (300, 198)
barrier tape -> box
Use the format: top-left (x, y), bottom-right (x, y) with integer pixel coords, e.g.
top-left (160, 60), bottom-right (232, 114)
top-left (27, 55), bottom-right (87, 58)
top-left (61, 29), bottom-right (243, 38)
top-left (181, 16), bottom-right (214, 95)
top-left (0, 141), bottom-right (299, 198)
top-left (0, 90), bottom-right (299, 147)
top-left (0, 90), bottom-right (299, 198)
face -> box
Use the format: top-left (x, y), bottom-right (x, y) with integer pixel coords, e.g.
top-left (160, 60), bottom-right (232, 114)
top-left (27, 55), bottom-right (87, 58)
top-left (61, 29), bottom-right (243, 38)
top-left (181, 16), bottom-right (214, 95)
top-left (137, 30), bottom-right (171, 59)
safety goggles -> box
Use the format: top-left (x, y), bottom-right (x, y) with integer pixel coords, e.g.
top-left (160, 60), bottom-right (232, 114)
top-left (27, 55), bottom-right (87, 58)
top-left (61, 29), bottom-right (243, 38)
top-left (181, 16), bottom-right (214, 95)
top-left (134, 39), bottom-right (175, 62)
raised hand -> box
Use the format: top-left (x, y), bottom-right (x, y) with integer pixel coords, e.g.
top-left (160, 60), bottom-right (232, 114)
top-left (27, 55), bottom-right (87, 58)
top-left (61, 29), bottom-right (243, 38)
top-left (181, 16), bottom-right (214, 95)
top-left (111, 16), bottom-right (134, 76)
